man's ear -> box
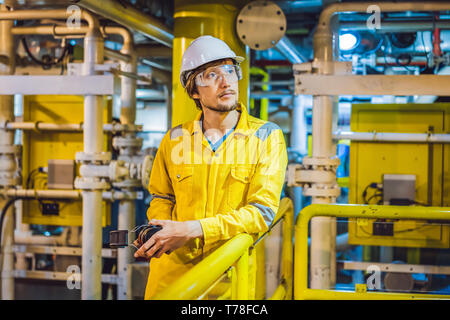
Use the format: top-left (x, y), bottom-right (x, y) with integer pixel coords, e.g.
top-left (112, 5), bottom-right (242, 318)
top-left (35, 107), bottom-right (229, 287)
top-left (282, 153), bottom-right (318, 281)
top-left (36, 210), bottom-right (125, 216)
top-left (192, 92), bottom-right (200, 99)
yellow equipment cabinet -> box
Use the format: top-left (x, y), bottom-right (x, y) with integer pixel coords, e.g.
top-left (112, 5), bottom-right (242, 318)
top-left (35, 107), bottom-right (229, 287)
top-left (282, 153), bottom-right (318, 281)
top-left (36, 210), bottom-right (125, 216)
top-left (21, 95), bottom-right (112, 226)
top-left (348, 103), bottom-right (450, 248)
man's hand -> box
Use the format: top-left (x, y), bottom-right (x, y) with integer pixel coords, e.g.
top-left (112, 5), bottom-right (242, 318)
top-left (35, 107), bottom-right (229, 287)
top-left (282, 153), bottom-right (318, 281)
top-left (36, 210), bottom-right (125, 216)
top-left (133, 219), bottom-right (203, 260)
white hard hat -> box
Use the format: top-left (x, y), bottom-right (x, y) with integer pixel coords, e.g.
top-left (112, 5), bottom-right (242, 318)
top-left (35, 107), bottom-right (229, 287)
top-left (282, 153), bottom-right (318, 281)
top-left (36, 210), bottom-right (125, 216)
top-left (180, 35), bottom-right (245, 88)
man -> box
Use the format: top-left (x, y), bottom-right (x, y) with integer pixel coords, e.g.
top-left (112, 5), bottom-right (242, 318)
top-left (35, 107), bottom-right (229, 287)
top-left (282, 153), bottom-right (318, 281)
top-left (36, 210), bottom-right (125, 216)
top-left (134, 35), bottom-right (287, 299)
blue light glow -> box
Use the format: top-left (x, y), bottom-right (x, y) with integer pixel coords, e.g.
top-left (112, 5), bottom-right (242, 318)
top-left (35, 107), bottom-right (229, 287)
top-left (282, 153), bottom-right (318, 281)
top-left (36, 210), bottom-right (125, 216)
top-left (339, 33), bottom-right (358, 51)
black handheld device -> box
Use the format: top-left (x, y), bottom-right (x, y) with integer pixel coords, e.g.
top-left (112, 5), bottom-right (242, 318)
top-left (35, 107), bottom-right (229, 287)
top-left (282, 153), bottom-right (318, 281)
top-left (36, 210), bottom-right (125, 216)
top-left (109, 225), bottom-right (163, 249)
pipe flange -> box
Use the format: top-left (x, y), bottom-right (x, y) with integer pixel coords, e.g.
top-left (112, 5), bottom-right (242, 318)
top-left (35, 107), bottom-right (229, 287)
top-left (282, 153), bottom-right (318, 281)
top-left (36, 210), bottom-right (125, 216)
top-left (298, 169), bottom-right (336, 185)
top-left (303, 184), bottom-right (341, 198)
top-left (112, 136), bottom-right (143, 149)
top-left (109, 160), bottom-right (130, 181)
top-left (0, 119), bottom-right (9, 130)
top-left (141, 155), bottom-right (154, 189)
top-left (287, 163), bottom-right (339, 187)
top-left (112, 180), bottom-right (142, 188)
top-left (75, 151), bottom-right (112, 164)
top-left (287, 163), bottom-right (301, 186)
top-left (74, 177), bottom-right (110, 190)
top-left (302, 156), bottom-right (340, 168)
top-left (102, 190), bottom-right (143, 201)
top-left (0, 177), bottom-right (20, 187)
top-left (110, 123), bottom-right (143, 133)
top-left (0, 144), bottom-right (21, 155)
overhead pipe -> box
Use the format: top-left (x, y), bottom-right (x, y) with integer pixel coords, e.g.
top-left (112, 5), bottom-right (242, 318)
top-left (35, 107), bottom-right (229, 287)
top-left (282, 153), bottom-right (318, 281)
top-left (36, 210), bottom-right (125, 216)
top-left (250, 91), bottom-right (293, 100)
top-left (12, 24), bottom-right (172, 86)
top-left (0, 121), bottom-right (141, 132)
top-left (140, 58), bottom-right (172, 72)
top-left (340, 20), bottom-right (450, 32)
top-left (279, 0), bottom-right (323, 12)
top-left (104, 48), bottom-right (131, 64)
top-left (309, 1), bottom-right (450, 291)
top-left (0, 8), bottom-right (98, 29)
top-left (318, 3), bottom-right (450, 30)
top-left (333, 131), bottom-right (450, 143)
top-left (135, 44), bottom-right (172, 58)
top-left (14, 227), bottom-right (69, 246)
top-left (275, 36), bottom-right (307, 64)
top-left (4, 189), bottom-right (140, 201)
top-left (73, 0), bottom-right (174, 47)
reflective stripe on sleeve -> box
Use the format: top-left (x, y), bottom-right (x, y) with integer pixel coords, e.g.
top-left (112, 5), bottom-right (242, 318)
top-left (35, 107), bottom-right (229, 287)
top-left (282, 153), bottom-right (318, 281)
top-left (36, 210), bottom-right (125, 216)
top-left (249, 202), bottom-right (275, 227)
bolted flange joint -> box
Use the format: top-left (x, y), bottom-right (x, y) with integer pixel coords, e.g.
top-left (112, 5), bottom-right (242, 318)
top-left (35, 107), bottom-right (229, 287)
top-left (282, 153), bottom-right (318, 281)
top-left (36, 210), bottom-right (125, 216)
top-left (287, 156), bottom-right (341, 200)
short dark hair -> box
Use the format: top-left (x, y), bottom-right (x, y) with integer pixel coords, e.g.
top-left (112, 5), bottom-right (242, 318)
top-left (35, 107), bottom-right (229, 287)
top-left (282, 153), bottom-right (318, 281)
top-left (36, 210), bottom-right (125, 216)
top-left (185, 58), bottom-right (233, 110)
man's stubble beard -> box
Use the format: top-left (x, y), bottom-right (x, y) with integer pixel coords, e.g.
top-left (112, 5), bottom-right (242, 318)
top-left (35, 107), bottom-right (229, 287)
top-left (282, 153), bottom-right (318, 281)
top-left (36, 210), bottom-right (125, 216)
top-left (203, 99), bottom-right (239, 113)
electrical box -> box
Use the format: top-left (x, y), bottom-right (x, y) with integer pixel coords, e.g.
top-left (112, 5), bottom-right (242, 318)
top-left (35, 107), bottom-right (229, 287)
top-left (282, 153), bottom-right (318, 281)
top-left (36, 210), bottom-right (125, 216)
top-left (22, 95), bottom-right (112, 226)
top-left (348, 103), bottom-right (450, 248)
top-left (48, 159), bottom-right (75, 189)
top-left (383, 174), bottom-right (416, 205)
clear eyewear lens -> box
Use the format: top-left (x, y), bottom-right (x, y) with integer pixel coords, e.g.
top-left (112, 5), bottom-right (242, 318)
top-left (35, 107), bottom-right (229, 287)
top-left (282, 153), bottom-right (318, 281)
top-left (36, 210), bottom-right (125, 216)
top-left (195, 65), bottom-right (239, 87)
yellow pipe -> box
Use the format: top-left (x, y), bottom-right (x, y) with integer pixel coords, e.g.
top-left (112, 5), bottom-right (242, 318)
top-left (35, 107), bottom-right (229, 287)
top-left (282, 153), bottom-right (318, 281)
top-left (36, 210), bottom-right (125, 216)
top-left (294, 204), bottom-right (450, 300)
top-left (301, 289), bottom-right (450, 300)
top-left (171, 0), bottom-right (250, 127)
top-left (196, 272), bottom-right (228, 300)
top-left (269, 282), bottom-right (287, 300)
top-left (230, 266), bottom-right (237, 299)
top-left (217, 287), bottom-right (232, 300)
top-left (236, 248), bottom-right (249, 300)
top-left (250, 67), bottom-right (269, 120)
top-left (281, 198), bottom-right (294, 300)
top-left (154, 233), bottom-right (253, 300)
top-left (254, 238), bottom-right (266, 299)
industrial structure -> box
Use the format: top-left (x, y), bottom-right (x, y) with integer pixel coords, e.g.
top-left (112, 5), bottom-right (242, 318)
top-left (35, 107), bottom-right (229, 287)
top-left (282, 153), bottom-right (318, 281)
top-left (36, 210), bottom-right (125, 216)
top-left (0, 0), bottom-right (449, 300)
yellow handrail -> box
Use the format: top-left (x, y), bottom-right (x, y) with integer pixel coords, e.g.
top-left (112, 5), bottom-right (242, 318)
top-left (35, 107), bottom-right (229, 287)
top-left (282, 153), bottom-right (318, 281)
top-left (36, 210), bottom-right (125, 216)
top-left (269, 197), bottom-right (294, 300)
top-left (154, 233), bottom-right (253, 300)
top-left (154, 198), bottom-right (294, 300)
top-left (294, 204), bottom-right (450, 300)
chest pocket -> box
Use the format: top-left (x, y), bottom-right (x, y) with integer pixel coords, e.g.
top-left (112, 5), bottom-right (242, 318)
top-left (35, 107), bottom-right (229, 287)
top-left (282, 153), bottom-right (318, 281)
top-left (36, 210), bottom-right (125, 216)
top-left (173, 166), bottom-right (194, 207)
top-left (227, 165), bottom-right (253, 209)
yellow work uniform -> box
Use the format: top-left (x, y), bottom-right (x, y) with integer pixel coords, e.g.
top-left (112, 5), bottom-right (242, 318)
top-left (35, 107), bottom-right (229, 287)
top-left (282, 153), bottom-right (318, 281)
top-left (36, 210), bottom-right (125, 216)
top-left (144, 103), bottom-right (287, 299)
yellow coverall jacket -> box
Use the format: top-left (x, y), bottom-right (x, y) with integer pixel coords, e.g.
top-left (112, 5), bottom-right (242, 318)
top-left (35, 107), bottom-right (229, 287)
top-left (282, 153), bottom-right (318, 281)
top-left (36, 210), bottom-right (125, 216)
top-left (144, 103), bottom-right (287, 299)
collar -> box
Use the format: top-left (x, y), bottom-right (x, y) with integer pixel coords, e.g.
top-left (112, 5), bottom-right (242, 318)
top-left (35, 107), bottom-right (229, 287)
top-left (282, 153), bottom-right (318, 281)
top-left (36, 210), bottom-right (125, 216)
top-left (190, 103), bottom-right (251, 136)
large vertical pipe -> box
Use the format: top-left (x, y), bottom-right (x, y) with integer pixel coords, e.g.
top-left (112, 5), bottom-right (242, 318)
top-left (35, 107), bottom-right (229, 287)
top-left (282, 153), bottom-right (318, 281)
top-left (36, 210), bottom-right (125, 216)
top-left (0, 3), bottom-right (15, 300)
top-left (82, 27), bottom-right (104, 300)
top-left (117, 30), bottom-right (137, 300)
top-left (172, 0), bottom-right (249, 126)
top-left (291, 95), bottom-right (309, 218)
top-left (309, 20), bottom-right (335, 290)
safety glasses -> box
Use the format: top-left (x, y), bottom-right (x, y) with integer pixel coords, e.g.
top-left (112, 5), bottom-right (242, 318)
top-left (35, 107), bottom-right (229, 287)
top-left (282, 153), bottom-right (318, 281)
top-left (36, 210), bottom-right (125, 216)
top-left (195, 64), bottom-right (242, 87)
